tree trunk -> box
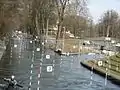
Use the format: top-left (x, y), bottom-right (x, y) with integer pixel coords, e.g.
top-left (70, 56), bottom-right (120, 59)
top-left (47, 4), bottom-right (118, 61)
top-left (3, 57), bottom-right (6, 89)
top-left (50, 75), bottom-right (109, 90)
top-left (35, 14), bottom-right (39, 35)
top-left (106, 25), bottom-right (110, 37)
top-left (46, 19), bottom-right (49, 38)
top-left (55, 22), bottom-right (61, 50)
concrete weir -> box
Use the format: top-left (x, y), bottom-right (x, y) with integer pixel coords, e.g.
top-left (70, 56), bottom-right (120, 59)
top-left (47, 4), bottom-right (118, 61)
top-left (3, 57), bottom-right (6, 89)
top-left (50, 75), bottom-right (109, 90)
top-left (80, 61), bottom-right (120, 86)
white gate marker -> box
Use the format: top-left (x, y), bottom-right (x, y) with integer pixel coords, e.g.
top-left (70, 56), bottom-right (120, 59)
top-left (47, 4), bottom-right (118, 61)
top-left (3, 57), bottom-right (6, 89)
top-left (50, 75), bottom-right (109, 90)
top-left (36, 48), bottom-right (40, 51)
top-left (46, 55), bottom-right (50, 59)
top-left (47, 66), bottom-right (53, 72)
top-left (14, 44), bottom-right (17, 48)
top-left (98, 61), bottom-right (103, 66)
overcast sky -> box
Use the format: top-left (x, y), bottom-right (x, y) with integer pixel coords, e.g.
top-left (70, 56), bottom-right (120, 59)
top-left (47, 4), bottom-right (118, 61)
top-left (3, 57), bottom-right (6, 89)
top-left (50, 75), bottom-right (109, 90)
top-left (88, 0), bottom-right (120, 23)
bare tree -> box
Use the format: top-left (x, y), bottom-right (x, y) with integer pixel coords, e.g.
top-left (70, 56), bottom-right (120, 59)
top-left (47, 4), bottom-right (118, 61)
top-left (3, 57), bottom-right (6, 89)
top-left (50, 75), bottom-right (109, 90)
top-left (28, 0), bottom-right (56, 36)
top-left (63, 0), bottom-right (89, 38)
top-left (54, 0), bottom-right (69, 49)
top-left (97, 10), bottom-right (119, 37)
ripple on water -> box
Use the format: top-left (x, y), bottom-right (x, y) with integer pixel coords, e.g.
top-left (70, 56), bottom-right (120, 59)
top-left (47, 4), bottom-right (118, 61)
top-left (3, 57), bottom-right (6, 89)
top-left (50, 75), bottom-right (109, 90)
top-left (45, 55), bottom-right (120, 90)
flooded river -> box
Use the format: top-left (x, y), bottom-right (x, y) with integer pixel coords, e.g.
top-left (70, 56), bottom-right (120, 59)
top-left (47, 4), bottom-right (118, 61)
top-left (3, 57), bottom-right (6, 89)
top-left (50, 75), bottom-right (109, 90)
top-left (0, 38), bottom-right (119, 90)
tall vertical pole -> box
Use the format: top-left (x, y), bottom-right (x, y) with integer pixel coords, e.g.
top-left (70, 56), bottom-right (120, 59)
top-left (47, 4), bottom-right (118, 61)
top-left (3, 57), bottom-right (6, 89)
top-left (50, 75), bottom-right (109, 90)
top-left (46, 19), bottom-right (49, 38)
top-left (62, 27), bottom-right (65, 53)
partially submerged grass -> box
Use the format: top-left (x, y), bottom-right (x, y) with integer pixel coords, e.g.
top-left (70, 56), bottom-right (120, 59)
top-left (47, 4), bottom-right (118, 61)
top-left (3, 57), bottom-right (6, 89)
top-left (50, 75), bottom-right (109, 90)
top-left (84, 53), bottom-right (120, 79)
top-left (55, 39), bottom-right (98, 54)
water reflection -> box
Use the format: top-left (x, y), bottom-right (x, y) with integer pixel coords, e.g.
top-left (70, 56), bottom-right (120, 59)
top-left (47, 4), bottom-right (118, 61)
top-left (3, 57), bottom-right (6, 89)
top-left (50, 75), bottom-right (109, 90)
top-left (0, 38), bottom-right (61, 90)
top-left (0, 38), bottom-right (119, 90)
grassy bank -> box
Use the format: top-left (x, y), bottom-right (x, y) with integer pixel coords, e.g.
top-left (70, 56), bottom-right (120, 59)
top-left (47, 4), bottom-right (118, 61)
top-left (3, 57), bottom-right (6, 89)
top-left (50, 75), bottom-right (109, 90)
top-left (49, 39), bottom-right (99, 54)
top-left (81, 53), bottom-right (120, 85)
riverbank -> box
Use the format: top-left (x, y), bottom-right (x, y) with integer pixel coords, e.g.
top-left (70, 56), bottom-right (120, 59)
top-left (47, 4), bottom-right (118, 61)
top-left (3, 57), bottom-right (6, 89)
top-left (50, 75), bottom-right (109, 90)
top-left (48, 39), bottom-right (100, 55)
top-left (80, 53), bottom-right (120, 86)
